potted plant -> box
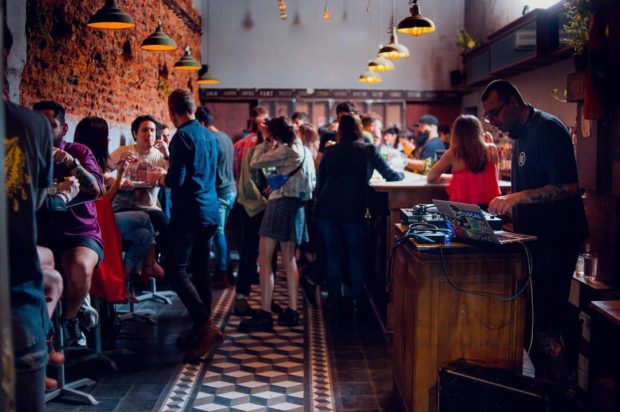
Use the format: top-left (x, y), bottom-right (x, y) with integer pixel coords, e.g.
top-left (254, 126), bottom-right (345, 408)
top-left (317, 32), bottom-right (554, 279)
top-left (563, 0), bottom-right (592, 70)
top-left (456, 28), bottom-right (478, 56)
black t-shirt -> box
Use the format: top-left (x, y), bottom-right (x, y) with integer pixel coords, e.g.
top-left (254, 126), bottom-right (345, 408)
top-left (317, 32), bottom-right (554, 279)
top-left (4, 101), bottom-right (53, 362)
top-left (318, 130), bottom-right (372, 153)
top-left (509, 107), bottom-right (589, 244)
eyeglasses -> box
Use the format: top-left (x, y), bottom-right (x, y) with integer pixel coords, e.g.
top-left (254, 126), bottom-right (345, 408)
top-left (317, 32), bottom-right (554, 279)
top-left (482, 102), bottom-right (505, 123)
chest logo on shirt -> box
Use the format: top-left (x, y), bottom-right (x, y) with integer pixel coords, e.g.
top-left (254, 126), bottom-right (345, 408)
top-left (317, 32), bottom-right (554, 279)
top-left (518, 152), bottom-right (526, 167)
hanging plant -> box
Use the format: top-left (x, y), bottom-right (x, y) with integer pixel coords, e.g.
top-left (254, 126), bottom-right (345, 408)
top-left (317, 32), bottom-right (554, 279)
top-left (456, 28), bottom-right (478, 56)
top-left (562, 0), bottom-right (592, 55)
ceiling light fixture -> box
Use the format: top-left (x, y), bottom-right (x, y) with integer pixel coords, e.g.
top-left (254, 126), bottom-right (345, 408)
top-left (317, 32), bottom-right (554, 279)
top-left (87, 0), bottom-right (135, 30)
top-left (278, 0), bottom-right (288, 20)
top-left (197, 65), bottom-right (220, 85)
top-left (141, 23), bottom-right (177, 51)
top-left (378, 27), bottom-right (410, 59)
top-left (323, 1), bottom-right (331, 21)
top-left (397, 0), bottom-right (435, 37)
top-left (359, 70), bottom-right (382, 84)
top-left (173, 46), bottom-right (201, 71)
top-left (368, 56), bottom-right (395, 73)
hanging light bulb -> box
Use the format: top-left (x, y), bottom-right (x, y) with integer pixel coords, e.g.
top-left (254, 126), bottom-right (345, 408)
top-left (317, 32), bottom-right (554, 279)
top-left (278, 0), bottom-right (288, 20)
top-left (359, 70), bottom-right (382, 84)
top-left (323, 3), bottom-right (331, 21)
top-left (378, 27), bottom-right (410, 60)
top-left (173, 46), bottom-right (201, 71)
top-left (368, 57), bottom-right (395, 73)
top-left (397, 0), bottom-right (436, 37)
top-left (87, 0), bottom-right (135, 30)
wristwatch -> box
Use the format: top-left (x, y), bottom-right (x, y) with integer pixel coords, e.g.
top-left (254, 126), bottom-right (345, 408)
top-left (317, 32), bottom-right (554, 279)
top-left (68, 158), bottom-right (81, 170)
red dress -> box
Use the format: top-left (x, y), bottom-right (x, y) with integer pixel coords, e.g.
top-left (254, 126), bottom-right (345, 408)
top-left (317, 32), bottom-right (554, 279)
top-left (446, 160), bottom-right (500, 206)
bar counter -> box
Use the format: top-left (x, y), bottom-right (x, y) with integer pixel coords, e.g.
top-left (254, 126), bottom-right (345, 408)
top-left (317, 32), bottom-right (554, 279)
top-left (368, 171), bottom-right (511, 331)
top-left (391, 224), bottom-right (527, 412)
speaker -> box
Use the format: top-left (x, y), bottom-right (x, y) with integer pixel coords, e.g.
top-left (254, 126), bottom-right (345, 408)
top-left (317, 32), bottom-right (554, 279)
top-left (438, 361), bottom-right (565, 412)
top-left (450, 70), bottom-right (463, 87)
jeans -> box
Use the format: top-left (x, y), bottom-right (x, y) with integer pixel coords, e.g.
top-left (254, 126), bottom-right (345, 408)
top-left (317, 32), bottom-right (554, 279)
top-left (213, 191), bottom-right (237, 272)
top-left (116, 208), bottom-right (169, 260)
top-left (15, 362), bottom-right (46, 412)
top-left (317, 219), bottom-right (369, 302)
top-left (166, 224), bottom-right (218, 329)
top-left (114, 210), bottom-right (154, 270)
top-left (236, 207), bottom-right (263, 296)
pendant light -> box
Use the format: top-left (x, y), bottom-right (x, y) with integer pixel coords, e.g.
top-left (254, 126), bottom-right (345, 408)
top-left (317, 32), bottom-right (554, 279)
top-left (359, 70), bottom-right (382, 84)
top-left (322, 1), bottom-right (331, 21)
top-left (173, 46), bottom-right (201, 71)
top-left (197, 65), bottom-right (220, 85)
top-left (397, 0), bottom-right (435, 37)
top-left (141, 24), bottom-right (177, 51)
top-left (87, 0), bottom-right (135, 30)
top-left (368, 56), bottom-right (394, 73)
top-left (141, 1), bottom-right (176, 51)
top-left (278, 0), bottom-right (288, 20)
top-left (378, 27), bottom-right (410, 59)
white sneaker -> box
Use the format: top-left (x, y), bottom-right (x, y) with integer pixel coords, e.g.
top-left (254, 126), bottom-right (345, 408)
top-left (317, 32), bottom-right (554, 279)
top-left (77, 295), bottom-right (99, 331)
top-left (61, 318), bottom-right (87, 348)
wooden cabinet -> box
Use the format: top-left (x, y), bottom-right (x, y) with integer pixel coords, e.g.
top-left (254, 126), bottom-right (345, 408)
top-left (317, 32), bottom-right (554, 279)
top-left (392, 233), bottom-right (527, 411)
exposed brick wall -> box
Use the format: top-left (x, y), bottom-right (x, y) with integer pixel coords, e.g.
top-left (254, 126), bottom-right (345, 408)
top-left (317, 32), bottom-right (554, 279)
top-left (20, 0), bottom-right (201, 125)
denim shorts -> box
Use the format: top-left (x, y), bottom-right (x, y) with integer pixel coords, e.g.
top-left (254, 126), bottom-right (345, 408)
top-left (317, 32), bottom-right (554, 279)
top-left (50, 236), bottom-right (104, 267)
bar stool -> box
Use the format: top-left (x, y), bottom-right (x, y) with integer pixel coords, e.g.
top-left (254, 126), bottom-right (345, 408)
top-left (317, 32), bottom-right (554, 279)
top-left (135, 276), bottom-right (176, 305)
top-left (45, 306), bottom-right (98, 405)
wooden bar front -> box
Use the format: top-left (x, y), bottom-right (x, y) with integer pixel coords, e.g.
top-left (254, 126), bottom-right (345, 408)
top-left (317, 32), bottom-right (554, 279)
top-left (368, 172), bottom-right (511, 332)
top-left (392, 227), bottom-right (526, 412)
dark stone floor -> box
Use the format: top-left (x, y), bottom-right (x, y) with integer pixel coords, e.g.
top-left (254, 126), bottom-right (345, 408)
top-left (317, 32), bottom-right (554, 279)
top-left (323, 300), bottom-right (401, 412)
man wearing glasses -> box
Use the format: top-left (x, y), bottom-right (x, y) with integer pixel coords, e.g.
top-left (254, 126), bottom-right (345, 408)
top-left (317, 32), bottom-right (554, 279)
top-left (482, 79), bottom-right (588, 384)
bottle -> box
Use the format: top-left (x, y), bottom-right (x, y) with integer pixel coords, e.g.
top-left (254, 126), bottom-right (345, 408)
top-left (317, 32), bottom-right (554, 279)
top-left (575, 253), bottom-right (585, 278)
top-left (582, 244), bottom-right (598, 282)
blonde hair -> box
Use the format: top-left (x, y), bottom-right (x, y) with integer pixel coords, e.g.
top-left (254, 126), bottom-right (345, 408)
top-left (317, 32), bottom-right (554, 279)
top-left (450, 115), bottom-right (488, 173)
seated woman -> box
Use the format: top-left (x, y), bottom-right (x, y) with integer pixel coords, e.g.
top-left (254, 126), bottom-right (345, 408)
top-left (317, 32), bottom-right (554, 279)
top-left (314, 114), bottom-right (404, 310)
top-left (427, 114), bottom-right (500, 207)
top-left (74, 116), bottom-right (158, 281)
top-left (240, 117), bottom-right (316, 331)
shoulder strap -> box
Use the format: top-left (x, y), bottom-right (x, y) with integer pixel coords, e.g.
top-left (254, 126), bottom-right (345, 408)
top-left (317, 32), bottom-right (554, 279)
top-left (286, 147), bottom-right (306, 177)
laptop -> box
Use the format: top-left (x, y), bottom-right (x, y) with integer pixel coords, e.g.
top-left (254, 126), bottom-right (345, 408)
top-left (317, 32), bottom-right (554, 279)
top-left (432, 199), bottom-right (537, 245)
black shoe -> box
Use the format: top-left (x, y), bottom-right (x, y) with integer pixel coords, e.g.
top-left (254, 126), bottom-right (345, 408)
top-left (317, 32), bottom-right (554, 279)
top-left (234, 298), bottom-right (255, 316)
top-left (239, 310), bottom-right (273, 333)
top-left (278, 308), bottom-right (299, 327)
top-left (176, 329), bottom-right (198, 351)
top-left (271, 302), bottom-right (283, 314)
top-left (300, 276), bottom-right (317, 306)
top-left (60, 318), bottom-right (87, 348)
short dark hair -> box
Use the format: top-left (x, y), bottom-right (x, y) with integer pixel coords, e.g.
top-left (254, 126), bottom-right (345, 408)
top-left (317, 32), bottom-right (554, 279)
top-left (481, 79), bottom-right (525, 105)
top-left (156, 122), bottom-right (169, 139)
top-left (335, 101), bottom-right (358, 116)
top-left (195, 106), bottom-right (214, 126)
top-left (73, 116), bottom-right (109, 171)
top-left (33, 100), bottom-right (66, 124)
top-left (291, 112), bottom-right (310, 124)
top-left (168, 88), bottom-right (196, 116)
top-left (361, 113), bottom-right (380, 128)
top-left (249, 105), bottom-right (268, 133)
top-left (267, 117), bottom-right (295, 145)
top-left (337, 114), bottom-right (363, 144)
top-left (131, 114), bottom-right (158, 135)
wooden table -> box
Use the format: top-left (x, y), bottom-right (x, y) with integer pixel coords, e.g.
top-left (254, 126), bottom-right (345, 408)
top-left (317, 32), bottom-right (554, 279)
top-left (391, 225), bottom-right (527, 411)
top-left (368, 172), bottom-right (511, 332)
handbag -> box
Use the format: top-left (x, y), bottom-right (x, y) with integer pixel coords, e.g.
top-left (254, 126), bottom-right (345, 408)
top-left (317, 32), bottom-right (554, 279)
top-left (267, 149), bottom-right (306, 190)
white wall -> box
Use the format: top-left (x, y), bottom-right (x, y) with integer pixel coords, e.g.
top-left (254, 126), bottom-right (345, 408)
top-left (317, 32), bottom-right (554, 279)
top-left (462, 59), bottom-right (578, 128)
top-left (200, 0), bottom-right (464, 90)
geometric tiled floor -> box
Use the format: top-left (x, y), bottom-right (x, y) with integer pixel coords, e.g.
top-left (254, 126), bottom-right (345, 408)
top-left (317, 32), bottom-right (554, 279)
top-left (180, 269), bottom-right (335, 412)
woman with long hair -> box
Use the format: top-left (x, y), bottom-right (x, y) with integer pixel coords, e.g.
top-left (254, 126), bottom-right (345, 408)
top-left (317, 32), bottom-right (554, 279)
top-left (74, 116), bottom-right (158, 282)
top-left (239, 117), bottom-right (316, 331)
top-left (314, 114), bottom-right (404, 310)
top-left (427, 114), bottom-right (500, 206)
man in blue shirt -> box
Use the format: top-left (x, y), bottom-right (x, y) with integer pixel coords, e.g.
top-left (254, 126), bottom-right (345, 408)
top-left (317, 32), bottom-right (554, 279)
top-left (164, 89), bottom-right (222, 363)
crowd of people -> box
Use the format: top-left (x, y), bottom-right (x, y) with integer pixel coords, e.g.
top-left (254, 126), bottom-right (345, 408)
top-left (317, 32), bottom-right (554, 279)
top-left (5, 14), bottom-right (587, 408)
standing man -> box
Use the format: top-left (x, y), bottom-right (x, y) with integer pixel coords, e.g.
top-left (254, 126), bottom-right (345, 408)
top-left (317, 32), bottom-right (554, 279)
top-left (33, 100), bottom-right (104, 347)
top-left (196, 106), bottom-right (237, 289)
top-left (484, 79), bottom-right (588, 381)
top-left (164, 89), bottom-right (222, 363)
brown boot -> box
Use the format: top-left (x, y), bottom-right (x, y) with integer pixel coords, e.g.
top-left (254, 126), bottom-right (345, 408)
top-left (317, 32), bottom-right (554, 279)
top-left (45, 376), bottom-right (59, 391)
top-left (183, 322), bottom-right (224, 363)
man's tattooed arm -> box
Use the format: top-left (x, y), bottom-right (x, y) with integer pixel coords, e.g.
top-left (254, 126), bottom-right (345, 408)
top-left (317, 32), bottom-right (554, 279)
top-left (70, 166), bottom-right (101, 199)
top-left (523, 182), bottom-right (579, 204)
